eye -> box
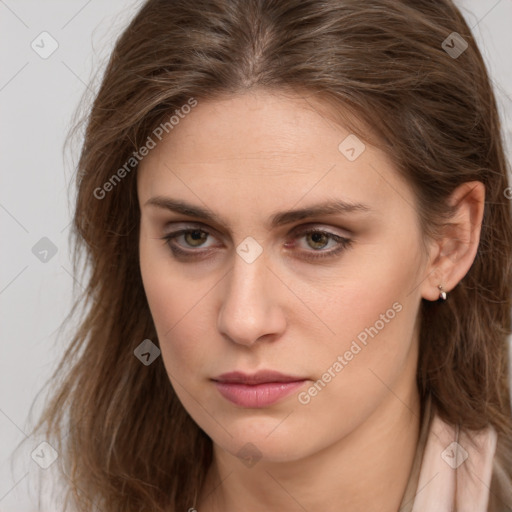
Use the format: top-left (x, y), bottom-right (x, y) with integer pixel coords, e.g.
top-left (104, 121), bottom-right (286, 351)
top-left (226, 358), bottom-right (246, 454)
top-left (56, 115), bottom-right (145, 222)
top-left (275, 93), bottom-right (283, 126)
top-left (286, 227), bottom-right (353, 260)
top-left (161, 227), bottom-right (217, 257)
top-left (160, 225), bottom-right (353, 261)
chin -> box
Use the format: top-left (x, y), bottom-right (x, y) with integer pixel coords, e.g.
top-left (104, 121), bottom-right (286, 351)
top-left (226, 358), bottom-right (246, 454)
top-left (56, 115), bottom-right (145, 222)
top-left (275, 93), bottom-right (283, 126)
top-left (208, 417), bottom-right (318, 465)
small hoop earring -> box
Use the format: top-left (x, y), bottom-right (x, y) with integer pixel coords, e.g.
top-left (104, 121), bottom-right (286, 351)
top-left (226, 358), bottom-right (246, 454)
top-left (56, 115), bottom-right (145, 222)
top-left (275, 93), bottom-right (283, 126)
top-left (438, 285), bottom-right (447, 300)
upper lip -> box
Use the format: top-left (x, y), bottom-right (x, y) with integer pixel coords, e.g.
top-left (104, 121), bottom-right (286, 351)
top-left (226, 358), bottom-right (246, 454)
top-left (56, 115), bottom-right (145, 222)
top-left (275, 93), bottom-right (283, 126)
top-left (212, 370), bottom-right (307, 385)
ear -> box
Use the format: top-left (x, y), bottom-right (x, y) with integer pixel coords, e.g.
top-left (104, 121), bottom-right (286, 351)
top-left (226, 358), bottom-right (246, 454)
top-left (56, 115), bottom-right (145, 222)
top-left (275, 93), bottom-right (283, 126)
top-left (420, 181), bottom-right (485, 301)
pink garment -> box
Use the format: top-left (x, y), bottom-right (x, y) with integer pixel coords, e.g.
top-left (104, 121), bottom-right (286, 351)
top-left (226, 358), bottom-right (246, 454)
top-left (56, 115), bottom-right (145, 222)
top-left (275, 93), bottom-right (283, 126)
top-left (410, 412), bottom-right (497, 511)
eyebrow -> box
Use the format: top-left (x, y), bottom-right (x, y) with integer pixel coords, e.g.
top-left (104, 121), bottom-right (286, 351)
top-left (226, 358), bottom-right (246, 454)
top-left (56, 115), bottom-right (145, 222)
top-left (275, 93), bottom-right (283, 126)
top-left (144, 196), bottom-right (371, 229)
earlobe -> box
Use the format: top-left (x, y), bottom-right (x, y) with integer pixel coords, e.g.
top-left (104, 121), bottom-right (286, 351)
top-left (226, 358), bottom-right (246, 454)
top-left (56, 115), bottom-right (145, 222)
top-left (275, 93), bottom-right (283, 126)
top-left (420, 181), bottom-right (485, 301)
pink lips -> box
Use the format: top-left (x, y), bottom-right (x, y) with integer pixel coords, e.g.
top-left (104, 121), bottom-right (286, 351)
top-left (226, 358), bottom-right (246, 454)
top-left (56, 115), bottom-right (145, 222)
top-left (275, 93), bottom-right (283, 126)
top-left (212, 370), bottom-right (307, 408)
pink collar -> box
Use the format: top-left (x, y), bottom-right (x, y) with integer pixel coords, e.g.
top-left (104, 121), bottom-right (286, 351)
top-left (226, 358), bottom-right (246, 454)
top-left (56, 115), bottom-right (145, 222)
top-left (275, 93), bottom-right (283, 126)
top-left (411, 412), bottom-right (497, 511)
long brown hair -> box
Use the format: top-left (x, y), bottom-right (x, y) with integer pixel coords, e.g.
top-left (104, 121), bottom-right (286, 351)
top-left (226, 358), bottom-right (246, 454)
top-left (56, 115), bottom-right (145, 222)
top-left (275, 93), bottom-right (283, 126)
top-left (22, 0), bottom-right (512, 510)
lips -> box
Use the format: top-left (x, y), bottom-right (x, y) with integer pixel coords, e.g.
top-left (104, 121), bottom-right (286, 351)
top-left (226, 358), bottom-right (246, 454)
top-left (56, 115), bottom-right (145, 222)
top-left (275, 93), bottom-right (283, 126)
top-left (212, 370), bottom-right (308, 407)
top-left (213, 370), bottom-right (307, 385)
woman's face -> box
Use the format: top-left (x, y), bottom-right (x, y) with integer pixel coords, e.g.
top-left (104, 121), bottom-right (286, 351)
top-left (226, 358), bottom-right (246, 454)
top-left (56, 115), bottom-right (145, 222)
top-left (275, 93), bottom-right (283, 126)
top-left (137, 89), bottom-right (430, 462)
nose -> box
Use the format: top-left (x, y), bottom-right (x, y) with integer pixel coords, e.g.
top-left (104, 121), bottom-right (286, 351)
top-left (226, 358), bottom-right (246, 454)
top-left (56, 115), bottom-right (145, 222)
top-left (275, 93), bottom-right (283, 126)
top-left (217, 251), bottom-right (287, 347)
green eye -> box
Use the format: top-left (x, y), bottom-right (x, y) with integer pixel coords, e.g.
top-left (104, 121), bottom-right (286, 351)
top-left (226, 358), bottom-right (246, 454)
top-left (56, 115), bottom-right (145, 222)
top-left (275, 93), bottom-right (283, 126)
top-left (161, 226), bottom-right (353, 261)
top-left (290, 228), bottom-right (353, 260)
top-left (182, 230), bottom-right (208, 247)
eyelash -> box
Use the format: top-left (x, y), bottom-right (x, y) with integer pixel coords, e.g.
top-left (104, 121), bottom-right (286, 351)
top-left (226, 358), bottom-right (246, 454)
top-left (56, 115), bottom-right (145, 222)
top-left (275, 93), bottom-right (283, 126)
top-left (160, 226), bottom-right (353, 261)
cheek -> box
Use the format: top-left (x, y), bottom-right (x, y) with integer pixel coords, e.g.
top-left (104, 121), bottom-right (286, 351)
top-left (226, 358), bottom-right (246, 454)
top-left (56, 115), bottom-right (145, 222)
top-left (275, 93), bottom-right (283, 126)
top-left (326, 256), bottom-right (416, 325)
top-left (310, 234), bottom-right (422, 383)
top-left (312, 287), bottom-right (415, 392)
top-left (143, 282), bottom-right (203, 366)
top-left (295, 279), bottom-right (419, 440)
top-left (139, 230), bottom-right (204, 372)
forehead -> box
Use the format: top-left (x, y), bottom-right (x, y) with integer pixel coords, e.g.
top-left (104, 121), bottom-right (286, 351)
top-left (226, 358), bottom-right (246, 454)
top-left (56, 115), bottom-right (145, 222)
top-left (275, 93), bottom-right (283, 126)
top-left (144, 90), bottom-right (366, 165)
top-left (137, 89), bottom-right (416, 220)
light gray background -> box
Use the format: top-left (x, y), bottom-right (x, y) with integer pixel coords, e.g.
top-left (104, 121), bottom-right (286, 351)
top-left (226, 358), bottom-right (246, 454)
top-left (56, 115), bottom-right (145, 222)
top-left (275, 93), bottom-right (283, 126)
top-left (1, 1), bottom-right (511, 510)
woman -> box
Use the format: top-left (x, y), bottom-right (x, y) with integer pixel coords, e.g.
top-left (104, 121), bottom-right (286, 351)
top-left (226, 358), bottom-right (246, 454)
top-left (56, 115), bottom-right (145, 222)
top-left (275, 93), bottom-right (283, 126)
top-left (27, 0), bottom-right (512, 510)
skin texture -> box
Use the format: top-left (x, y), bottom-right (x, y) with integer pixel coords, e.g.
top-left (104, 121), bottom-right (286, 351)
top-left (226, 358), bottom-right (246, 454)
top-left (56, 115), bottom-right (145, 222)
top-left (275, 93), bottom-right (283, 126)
top-left (137, 88), bottom-right (485, 512)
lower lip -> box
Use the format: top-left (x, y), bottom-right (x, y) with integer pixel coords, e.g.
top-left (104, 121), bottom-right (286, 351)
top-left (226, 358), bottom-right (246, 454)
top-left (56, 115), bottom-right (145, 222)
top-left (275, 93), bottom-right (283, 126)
top-left (213, 380), bottom-right (306, 408)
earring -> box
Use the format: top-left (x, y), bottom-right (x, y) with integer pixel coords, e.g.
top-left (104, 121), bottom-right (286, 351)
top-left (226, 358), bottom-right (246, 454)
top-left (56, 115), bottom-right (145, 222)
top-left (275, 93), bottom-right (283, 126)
top-left (438, 285), bottom-right (447, 300)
